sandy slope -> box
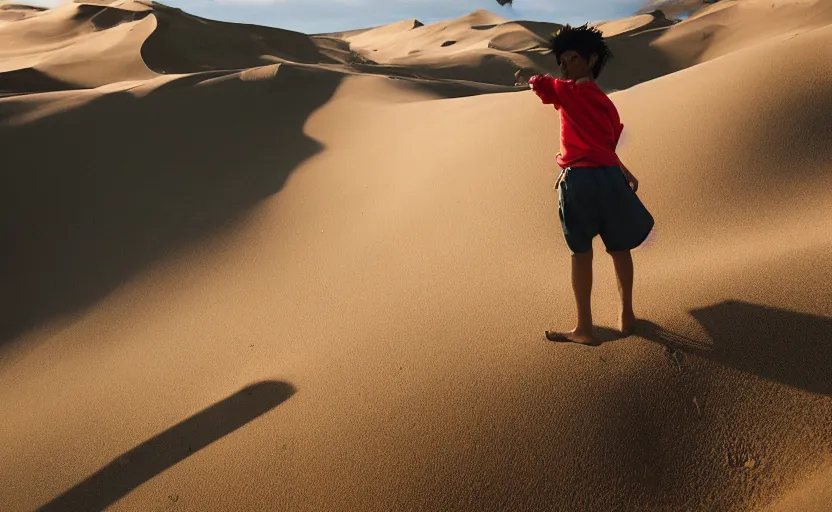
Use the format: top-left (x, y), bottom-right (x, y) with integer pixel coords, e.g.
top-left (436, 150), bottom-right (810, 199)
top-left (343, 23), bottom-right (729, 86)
top-left (0, 1), bottom-right (831, 511)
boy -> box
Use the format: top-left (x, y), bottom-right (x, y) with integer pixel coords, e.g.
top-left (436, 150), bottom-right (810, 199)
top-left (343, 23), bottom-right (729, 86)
top-left (529, 24), bottom-right (654, 345)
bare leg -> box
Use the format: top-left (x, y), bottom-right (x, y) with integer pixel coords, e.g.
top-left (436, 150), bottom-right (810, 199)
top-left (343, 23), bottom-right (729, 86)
top-left (546, 249), bottom-right (595, 344)
top-left (610, 249), bottom-right (637, 334)
top-left (571, 249), bottom-right (594, 334)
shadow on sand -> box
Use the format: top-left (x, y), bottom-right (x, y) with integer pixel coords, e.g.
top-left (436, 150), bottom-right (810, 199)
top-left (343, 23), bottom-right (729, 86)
top-left (636, 300), bottom-right (832, 395)
top-left (0, 66), bottom-right (343, 346)
top-left (38, 380), bottom-right (296, 512)
top-left (546, 300), bottom-right (831, 395)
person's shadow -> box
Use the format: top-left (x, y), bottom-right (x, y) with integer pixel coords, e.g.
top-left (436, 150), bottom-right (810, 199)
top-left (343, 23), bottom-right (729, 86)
top-left (633, 300), bottom-right (832, 396)
top-left (38, 381), bottom-right (296, 512)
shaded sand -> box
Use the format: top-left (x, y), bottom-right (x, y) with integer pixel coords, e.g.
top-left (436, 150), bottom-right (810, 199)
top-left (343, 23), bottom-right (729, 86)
top-left (1, 1), bottom-right (832, 511)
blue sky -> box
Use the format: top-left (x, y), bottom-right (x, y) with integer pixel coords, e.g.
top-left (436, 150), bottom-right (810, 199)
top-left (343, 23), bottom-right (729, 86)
top-left (30, 0), bottom-right (648, 34)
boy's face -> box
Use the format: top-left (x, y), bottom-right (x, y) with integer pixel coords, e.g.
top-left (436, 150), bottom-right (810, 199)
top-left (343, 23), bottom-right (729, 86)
top-left (559, 50), bottom-right (595, 80)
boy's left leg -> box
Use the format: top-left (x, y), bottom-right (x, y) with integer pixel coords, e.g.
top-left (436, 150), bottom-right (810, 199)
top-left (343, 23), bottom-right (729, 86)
top-left (610, 249), bottom-right (637, 334)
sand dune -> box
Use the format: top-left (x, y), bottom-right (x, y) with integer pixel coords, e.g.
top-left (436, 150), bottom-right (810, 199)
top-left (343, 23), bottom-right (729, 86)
top-left (601, 0), bottom-right (832, 90)
top-left (651, 0), bottom-right (832, 68)
top-left (638, 0), bottom-right (713, 17)
top-left (344, 10), bottom-right (560, 85)
top-left (1, 0), bottom-right (831, 510)
top-left (594, 10), bottom-right (676, 37)
top-left (0, 2), bottom-right (46, 21)
top-left (0, 0), bottom-right (337, 93)
top-left (0, 1), bottom-right (157, 91)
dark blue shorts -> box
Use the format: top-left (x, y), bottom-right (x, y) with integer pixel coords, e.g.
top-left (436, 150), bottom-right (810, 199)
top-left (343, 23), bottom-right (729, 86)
top-left (556, 165), bottom-right (654, 255)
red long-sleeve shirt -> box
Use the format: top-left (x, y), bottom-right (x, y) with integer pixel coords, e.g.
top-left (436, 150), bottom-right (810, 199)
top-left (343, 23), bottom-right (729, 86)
top-left (529, 74), bottom-right (624, 169)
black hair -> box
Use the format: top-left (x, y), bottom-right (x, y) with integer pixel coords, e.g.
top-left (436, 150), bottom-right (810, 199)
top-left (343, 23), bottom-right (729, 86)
top-left (549, 24), bottom-right (613, 79)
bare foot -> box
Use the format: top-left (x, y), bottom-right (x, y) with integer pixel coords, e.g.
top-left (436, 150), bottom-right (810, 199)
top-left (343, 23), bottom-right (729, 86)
top-left (619, 312), bottom-right (638, 335)
top-left (545, 328), bottom-right (599, 346)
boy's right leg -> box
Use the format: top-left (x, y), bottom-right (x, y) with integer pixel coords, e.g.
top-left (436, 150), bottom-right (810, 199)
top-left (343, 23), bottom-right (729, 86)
top-left (571, 249), bottom-right (595, 337)
top-left (610, 250), bottom-right (637, 334)
top-left (546, 249), bottom-right (595, 345)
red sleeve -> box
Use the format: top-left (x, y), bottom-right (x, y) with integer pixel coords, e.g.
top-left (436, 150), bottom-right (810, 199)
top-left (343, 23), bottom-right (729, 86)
top-left (529, 75), bottom-right (561, 108)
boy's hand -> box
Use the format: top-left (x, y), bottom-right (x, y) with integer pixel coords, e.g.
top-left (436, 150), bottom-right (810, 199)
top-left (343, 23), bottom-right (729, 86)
top-left (528, 75), bottom-right (539, 89)
top-left (618, 161), bottom-right (639, 193)
top-left (528, 75), bottom-right (559, 106)
top-left (623, 170), bottom-right (639, 193)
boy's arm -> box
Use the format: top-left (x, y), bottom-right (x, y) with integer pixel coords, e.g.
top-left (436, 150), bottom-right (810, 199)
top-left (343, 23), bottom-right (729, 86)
top-left (615, 122), bottom-right (639, 193)
top-left (528, 74), bottom-right (560, 106)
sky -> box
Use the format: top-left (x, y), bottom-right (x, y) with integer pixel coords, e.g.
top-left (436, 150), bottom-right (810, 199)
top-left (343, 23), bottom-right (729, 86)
top-left (26, 0), bottom-right (650, 34)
